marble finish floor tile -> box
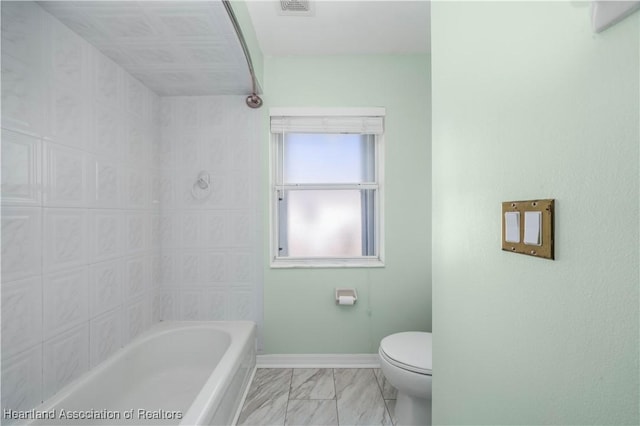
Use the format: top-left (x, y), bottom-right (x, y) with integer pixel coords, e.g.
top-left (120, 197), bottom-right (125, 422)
top-left (238, 368), bottom-right (292, 426)
top-left (239, 368), bottom-right (398, 426)
top-left (285, 400), bottom-right (338, 426)
top-left (374, 369), bottom-right (398, 400)
top-left (334, 369), bottom-right (392, 426)
top-left (384, 399), bottom-right (397, 426)
top-left (290, 368), bottom-right (335, 400)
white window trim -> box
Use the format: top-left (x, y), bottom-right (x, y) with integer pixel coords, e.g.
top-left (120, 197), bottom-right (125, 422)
top-left (269, 107), bottom-right (386, 269)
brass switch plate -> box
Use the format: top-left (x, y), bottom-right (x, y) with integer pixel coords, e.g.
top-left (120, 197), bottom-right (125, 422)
top-left (502, 199), bottom-right (554, 260)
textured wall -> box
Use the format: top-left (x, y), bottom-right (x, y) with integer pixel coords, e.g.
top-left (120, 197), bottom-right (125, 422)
top-left (262, 54), bottom-right (432, 354)
top-left (431, 2), bottom-right (639, 424)
top-left (156, 96), bottom-right (263, 346)
top-left (1, 1), bottom-right (160, 417)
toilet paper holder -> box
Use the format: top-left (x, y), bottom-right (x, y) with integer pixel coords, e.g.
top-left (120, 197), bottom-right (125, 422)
top-left (335, 288), bottom-right (358, 305)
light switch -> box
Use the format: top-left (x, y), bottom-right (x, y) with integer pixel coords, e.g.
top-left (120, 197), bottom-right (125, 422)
top-left (501, 199), bottom-right (554, 260)
top-left (524, 211), bottom-right (542, 246)
top-left (505, 212), bottom-right (520, 243)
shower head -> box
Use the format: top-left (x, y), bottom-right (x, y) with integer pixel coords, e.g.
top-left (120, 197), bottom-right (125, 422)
top-left (246, 93), bottom-right (263, 109)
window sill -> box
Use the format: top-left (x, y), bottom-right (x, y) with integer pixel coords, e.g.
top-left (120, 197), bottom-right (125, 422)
top-left (270, 257), bottom-right (385, 269)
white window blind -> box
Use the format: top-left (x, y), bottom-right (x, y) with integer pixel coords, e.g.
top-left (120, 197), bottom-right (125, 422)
top-left (270, 116), bottom-right (384, 134)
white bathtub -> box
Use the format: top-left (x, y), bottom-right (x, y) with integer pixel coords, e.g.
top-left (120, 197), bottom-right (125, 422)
top-left (27, 321), bottom-right (256, 426)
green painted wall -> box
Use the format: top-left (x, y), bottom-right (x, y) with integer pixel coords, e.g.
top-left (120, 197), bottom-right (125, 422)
top-left (432, 2), bottom-right (639, 424)
top-left (261, 55), bottom-right (432, 353)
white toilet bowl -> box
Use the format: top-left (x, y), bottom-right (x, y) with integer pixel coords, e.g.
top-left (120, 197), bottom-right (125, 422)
top-left (378, 332), bottom-right (432, 426)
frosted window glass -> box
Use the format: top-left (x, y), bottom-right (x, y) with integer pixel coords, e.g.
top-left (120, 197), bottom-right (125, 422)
top-left (284, 190), bottom-right (364, 257)
top-left (283, 133), bottom-right (374, 183)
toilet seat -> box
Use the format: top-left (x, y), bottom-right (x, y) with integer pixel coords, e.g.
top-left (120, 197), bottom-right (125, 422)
top-left (379, 332), bottom-right (432, 376)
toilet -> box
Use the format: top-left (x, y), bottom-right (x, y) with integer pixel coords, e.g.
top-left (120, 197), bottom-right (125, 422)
top-left (378, 332), bottom-right (432, 426)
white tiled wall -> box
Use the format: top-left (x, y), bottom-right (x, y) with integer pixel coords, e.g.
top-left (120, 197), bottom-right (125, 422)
top-left (157, 96), bottom-right (263, 339)
top-left (1, 2), bottom-right (264, 417)
top-left (1, 2), bottom-right (160, 415)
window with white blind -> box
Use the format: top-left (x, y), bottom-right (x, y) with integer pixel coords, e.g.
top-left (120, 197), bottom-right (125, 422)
top-left (270, 108), bottom-right (385, 268)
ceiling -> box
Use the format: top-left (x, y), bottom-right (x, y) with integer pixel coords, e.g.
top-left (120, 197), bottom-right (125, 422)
top-left (245, 1), bottom-right (430, 56)
top-left (39, 1), bottom-right (252, 96)
top-left (39, 1), bottom-right (430, 97)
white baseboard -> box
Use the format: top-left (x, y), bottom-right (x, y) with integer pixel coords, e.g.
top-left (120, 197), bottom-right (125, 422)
top-left (256, 353), bottom-right (380, 368)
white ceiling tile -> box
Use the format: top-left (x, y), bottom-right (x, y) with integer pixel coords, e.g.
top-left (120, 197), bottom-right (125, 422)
top-left (156, 14), bottom-right (219, 37)
top-left (46, 11), bottom-right (110, 41)
top-left (128, 47), bottom-right (178, 64)
top-left (93, 13), bottom-right (158, 39)
top-left (39, 1), bottom-right (252, 97)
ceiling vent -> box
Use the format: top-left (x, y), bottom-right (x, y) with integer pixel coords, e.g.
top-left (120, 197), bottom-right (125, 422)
top-left (278, 0), bottom-right (314, 16)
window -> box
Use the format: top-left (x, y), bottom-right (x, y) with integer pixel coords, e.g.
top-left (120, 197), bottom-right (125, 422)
top-left (270, 108), bottom-right (385, 268)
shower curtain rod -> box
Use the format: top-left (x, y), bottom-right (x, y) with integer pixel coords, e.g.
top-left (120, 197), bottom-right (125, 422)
top-left (222, 0), bottom-right (263, 108)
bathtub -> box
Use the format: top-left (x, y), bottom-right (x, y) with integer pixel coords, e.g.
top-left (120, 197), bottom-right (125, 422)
top-left (27, 321), bottom-right (256, 426)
